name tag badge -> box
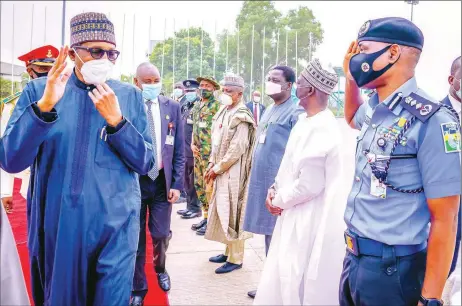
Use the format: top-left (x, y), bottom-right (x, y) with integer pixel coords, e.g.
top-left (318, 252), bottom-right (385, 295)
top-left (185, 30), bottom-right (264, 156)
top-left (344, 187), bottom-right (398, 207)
top-left (166, 135), bottom-right (175, 146)
top-left (370, 176), bottom-right (387, 199)
top-left (199, 121), bottom-right (207, 128)
top-left (259, 133), bottom-right (267, 144)
top-left (187, 118), bottom-right (194, 124)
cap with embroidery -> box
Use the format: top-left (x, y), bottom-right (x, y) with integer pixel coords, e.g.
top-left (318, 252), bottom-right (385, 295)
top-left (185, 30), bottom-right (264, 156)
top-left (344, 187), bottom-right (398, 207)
top-left (221, 73), bottom-right (245, 89)
top-left (17, 45), bottom-right (59, 67)
top-left (357, 17), bottom-right (424, 51)
top-left (183, 79), bottom-right (199, 89)
top-left (196, 76), bottom-right (220, 90)
top-left (301, 59), bottom-right (339, 95)
top-left (70, 12), bottom-right (116, 47)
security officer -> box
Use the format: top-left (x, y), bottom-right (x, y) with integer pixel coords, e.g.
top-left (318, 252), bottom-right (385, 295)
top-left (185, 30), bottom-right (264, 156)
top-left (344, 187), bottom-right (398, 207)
top-left (1, 45), bottom-right (58, 213)
top-left (341, 17), bottom-right (461, 306)
top-left (177, 79), bottom-right (202, 219)
top-left (190, 76), bottom-right (221, 235)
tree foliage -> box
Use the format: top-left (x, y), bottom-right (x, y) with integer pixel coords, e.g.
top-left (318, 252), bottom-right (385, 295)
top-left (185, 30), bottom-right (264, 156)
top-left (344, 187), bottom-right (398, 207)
top-left (0, 77), bottom-right (21, 100)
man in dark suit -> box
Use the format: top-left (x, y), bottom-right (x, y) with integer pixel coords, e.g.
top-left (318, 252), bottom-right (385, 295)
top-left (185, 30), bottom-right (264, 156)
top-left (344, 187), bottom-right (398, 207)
top-left (246, 90), bottom-right (266, 126)
top-left (177, 79), bottom-right (202, 219)
top-left (131, 62), bottom-right (185, 305)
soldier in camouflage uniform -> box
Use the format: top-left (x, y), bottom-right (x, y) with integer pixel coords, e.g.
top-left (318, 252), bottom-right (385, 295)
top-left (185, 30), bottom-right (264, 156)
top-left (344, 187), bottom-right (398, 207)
top-left (190, 76), bottom-right (221, 236)
top-left (1, 45), bottom-right (58, 213)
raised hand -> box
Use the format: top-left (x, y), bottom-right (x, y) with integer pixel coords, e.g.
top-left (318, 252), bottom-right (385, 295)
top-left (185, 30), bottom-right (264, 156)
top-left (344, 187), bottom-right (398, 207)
top-left (343, 41), bottom-right (360, 81)
top-left (37, 46), bottom-right (71, 112)
top-left (88, 83), bottom-right (123, 127)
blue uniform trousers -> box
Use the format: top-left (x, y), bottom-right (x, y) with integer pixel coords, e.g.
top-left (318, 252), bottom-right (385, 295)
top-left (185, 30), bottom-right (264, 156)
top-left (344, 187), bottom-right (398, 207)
top-left (339, 247), bottom-right (426, 306)
top-left (132, 170), bottom-right (172, 298)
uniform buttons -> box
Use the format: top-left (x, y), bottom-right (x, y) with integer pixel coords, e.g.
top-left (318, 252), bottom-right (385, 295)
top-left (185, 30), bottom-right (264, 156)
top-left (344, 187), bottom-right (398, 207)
top-left (371, 124), bottom-right (377, 129)
top-left (386, 267), bottom-right (394, 274)
top-left (87, 86), bottom-right (91, 90)
top-left (355, 176), bottom-right (360, 182)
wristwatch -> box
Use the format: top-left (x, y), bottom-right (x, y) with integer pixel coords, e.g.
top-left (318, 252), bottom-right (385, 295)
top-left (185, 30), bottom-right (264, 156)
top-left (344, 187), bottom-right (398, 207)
top-left (419, 296), bottom-right (443, 306)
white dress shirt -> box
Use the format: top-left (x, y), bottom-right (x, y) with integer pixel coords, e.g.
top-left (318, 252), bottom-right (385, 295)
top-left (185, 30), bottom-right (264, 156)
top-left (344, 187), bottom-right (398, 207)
top-left (448, 94), bottom-right (461, 114)
top-left (145, 97), bottom-right (163, 169)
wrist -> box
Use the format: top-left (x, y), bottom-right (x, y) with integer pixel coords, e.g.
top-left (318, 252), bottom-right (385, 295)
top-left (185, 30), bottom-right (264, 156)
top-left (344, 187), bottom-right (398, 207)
top-left (107, 115), bottom-right (123, 127)
top-left (37, 98), bottom-right (54, 112)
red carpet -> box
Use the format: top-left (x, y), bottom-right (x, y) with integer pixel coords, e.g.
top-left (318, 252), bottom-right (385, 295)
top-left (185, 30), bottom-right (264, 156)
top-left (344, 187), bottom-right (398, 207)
top-left (7, 178), bottom-right (169, 306)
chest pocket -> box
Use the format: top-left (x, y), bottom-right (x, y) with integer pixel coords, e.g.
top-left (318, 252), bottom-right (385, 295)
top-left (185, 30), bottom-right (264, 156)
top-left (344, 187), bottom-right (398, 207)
top-left (355, 124), bottom-right (369, 157)
top-left (94, 128), bottom-right (126, 170)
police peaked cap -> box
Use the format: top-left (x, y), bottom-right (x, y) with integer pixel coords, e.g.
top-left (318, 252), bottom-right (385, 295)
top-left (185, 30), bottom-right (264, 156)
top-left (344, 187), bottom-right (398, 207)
top-left (357, 17), bottom-right (424, 51)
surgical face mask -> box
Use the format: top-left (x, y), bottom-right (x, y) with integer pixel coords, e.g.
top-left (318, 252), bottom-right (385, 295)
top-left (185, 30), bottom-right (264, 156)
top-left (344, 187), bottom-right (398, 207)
top-left (200, 89), bottom-right (214, 99)
top-left (74, 49), bottom-right (114, 85)
top-left (185, 91), bottom-right (197, 103)
top-left (265, 81), bottom-right (282, 96)
top-left (219, 93), bottom-right (233, 106)
top-left (253, 96), bottom-right (261, 103)
top-left (454, 78), bottom-right (461, 99)
top-left (142, 83), bottom-right (162, 101)
top-left (291, 84), bottom-right (300, 105)
top-left (173, 88), bottom-right (184, 98)
top-left (349, 45), bottom-right (397, 88)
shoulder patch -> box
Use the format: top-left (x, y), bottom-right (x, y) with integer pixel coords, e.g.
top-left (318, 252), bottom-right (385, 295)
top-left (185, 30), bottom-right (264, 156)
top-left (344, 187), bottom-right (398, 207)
top-left (400, 92), bottom-right (440, 123)
top-left (1, 91), bottom-right (21, 105)
top-left (441, 122), bottom-right (461, 153)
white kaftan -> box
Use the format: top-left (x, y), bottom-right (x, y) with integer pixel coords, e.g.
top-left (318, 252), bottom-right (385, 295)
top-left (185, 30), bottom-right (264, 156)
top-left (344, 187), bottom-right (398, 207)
top-left (254, 109), bottom-right (346, 306)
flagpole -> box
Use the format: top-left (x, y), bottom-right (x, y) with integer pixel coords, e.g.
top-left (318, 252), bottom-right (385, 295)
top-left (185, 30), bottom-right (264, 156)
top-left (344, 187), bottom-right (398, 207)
top-left (44, 6), bottom-right (47, 44)
top-left (261, 26), bottom-right (265, 96)
top-left (285, 29), bottom-right (288, 65)
top-left (236, 24), bottom-right (239, 75)
top-left (161, 18), bottom-right (166, 77)
top-left (309, 32), bottom-right (313, 62)
top-left (213, 20), bottom-right (217, 78)
top-left (30, 4), bottom-right (34, 50)
top-left (120, 14), bottom-right (126, 80)
top-left (200, 20), bottom-right (203, 76)
top-left (295, 31), bottom-right (298, 76)
top-left (250, 24), bottom-right (254, 99)
top-left (147, 16), bottom-right (151, 59)
top-left (61, 0), bottom-right (66, 46)
top-left (132, 14), bottom-right (135, 84)
top-left (173, 18), bottom-right (176, 93)
top-left (186, 20), bottom-right (190, 79)
top-left (11, 4), bottom-right (15, 94)
top-left (226, 27), bottom-right (229, 72)
top-left (276, 28), bottom-right (279, 65)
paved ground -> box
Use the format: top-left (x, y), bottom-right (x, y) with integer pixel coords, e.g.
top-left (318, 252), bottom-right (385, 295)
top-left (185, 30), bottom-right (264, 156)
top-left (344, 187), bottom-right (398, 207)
top-left (165, 119), bottom-right (359, 305)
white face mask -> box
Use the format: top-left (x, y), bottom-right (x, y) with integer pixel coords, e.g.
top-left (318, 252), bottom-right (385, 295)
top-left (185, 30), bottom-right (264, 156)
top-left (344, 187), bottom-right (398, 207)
top-left (253, 96), bottom-right (261, 103)
top-left (74, 49), bottom-right (114, 85)
top-left (265, 81), bottom-right (282, 96)
top-left (173, 88), bottom-right (184, 98)
top-left (220, 93), bottom-right (233, 106)
top-left (456, 79), bottom-right (461, 99)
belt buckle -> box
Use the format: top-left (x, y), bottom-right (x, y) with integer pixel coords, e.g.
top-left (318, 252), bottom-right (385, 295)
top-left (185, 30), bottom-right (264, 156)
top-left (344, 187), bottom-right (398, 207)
top-left (344, 230), bottom-right (359, 256)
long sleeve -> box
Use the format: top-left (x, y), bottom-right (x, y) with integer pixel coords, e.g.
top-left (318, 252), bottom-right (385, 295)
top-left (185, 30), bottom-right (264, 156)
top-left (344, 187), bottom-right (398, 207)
top-left (106, 90), bottom-right (155, 175)
top-left (0, 85), bottom-right (58, 173)
top-left (212, 122), bottom-right (250, 174)
top-left (171, 103), bottom-right (185, 191)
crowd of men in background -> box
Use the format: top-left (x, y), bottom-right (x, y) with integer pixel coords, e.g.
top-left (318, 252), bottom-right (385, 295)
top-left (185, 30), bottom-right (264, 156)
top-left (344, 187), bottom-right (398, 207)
top-left (0, 12), bottom-right (461, 306)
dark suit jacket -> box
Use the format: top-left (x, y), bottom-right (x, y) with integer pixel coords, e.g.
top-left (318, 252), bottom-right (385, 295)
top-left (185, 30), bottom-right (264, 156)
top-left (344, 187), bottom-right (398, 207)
top-left (246, 102), bottom-right (266, 121)
top-left (141, 95), bottom-right (185, 195)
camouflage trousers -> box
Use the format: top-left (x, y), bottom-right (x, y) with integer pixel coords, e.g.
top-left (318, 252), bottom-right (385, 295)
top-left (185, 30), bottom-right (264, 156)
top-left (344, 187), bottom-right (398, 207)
top-left (194, 155), bottom-right (213, 218)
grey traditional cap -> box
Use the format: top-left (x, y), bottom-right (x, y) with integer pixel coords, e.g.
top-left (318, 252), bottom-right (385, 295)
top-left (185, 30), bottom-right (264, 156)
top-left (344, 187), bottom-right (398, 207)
top-left (221, 73), bottom-right (245, 88)
top-left (301, 58), bottom-right (339, 95)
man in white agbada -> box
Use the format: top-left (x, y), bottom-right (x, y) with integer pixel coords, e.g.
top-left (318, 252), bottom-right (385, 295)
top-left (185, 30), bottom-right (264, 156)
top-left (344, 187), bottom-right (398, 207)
top-left (254, 59), bottom-right (345, 305)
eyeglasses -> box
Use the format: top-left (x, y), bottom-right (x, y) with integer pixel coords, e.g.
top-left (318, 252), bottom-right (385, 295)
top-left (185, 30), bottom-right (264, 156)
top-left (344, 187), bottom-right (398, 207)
top-left (73, 46), bottom-right (120, 61)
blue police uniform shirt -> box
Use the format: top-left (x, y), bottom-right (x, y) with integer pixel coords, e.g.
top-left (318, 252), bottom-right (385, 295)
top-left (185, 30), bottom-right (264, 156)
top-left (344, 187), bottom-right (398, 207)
top-left (345, 77), bottom-right (461, 245)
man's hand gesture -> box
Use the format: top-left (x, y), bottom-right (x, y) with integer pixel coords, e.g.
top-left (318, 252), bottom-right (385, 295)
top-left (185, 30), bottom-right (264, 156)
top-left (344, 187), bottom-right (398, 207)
top-left (88, 84), bottom-right (123, 127)
top-left (343, 41), bottom-right (360, 81)
top-left (37, 46), bottom-right (72, 112)
top-left (265, 188), bottom-right (282, 216)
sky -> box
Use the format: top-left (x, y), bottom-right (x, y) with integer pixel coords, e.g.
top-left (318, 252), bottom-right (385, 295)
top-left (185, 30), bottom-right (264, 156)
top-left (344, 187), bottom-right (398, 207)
top-left (0, 0), bottom-right (460, 98)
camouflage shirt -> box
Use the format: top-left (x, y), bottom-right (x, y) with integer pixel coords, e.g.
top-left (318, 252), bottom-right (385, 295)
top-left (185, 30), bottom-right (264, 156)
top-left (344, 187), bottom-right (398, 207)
top-left (192, 97), bottom-right (221, 157)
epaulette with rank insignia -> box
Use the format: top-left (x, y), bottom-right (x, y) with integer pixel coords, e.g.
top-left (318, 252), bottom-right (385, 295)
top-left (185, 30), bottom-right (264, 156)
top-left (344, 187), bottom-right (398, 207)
top-left (400, 92), bottom-right (440, 123)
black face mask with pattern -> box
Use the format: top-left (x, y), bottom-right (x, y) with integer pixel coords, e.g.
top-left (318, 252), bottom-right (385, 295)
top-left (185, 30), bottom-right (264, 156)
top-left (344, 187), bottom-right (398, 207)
top-left (31, 68), bottom-right (49, 79)
top-left (199, 89), bottom-right (214, 99)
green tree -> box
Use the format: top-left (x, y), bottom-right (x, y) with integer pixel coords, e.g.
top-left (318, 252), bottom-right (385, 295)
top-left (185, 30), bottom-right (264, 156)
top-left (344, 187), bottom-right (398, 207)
top-left (0, 77), bottom-right (21, 100)
top-left (149, 27), bottom-right (226, 96)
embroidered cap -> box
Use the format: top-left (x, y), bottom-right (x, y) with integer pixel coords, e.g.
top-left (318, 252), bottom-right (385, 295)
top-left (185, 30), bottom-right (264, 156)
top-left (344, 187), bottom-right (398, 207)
top-left (301, 59), bottom-right (339, 95)
top-left (70, 12), bottom-right (116, 47)
top-left (221, 73), bottom-right (245, 89)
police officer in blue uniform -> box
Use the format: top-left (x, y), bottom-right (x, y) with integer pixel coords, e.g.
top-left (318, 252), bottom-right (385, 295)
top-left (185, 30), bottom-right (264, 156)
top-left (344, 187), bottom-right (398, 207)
top-left (177, 79), bottom-right (202, 219)
top-left (340, 17), bottom-right (461, 306)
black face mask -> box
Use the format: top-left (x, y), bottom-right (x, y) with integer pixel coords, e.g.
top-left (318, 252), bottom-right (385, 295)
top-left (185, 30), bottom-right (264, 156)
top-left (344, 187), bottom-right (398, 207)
top-left (199, 89), bottom-right (213, 99)
top-left (31, 69), bottom-right (49, 79)
top-left (349, 45), bottom-right (399, 88)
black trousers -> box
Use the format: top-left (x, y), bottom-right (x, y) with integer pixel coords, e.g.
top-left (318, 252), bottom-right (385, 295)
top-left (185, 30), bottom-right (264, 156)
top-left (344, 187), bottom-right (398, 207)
top-left (132, 170), bottom-right (172, 298)
top-left (184, 157), bottom-right (201, 213)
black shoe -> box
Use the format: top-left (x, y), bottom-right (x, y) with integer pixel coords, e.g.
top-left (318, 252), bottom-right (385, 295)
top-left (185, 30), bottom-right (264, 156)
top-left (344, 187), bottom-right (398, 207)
top-left (177, 209), bottom-right (189, 216)
top-left (209, 254), bottom-right (228, 263)
top-left (191, 219), bottom-right (207, 230)
top-left (157, 271), bottom-right (171, 292)
top-left (129, 296), bottom-right (144, 306)
top-left (196, 224), bottom-right (207, 236)
top-left (182, 211), bottom-right (202, 219)
top-left (215, 262), bottom-right (243, 274)
top-left (248, 290), bottom-right (257, 299)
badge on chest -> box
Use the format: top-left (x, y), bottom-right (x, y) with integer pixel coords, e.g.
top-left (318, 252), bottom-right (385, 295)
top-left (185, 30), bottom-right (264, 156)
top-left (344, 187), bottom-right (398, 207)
top-left (370, 175), bottom-right (387, 199)
top-left (166, 122), bottom-right (175, 146)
